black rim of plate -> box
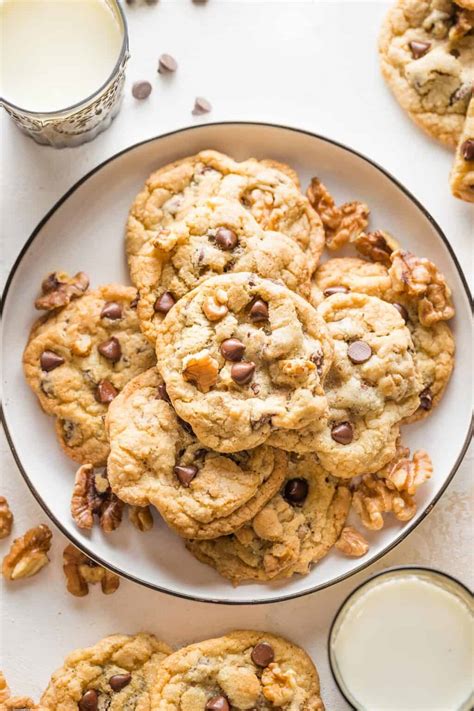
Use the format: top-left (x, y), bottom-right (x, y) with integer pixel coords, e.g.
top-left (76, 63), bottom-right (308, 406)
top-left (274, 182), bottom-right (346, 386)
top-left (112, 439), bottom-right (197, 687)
top-left (1, 121), bottom-right (473, 605)
top-left (327, 565), bottom-right (473, 709)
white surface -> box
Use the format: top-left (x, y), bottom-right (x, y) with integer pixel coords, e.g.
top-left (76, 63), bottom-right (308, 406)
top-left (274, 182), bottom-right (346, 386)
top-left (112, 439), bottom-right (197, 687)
top-left (0, 0), bottom-right (472, 706)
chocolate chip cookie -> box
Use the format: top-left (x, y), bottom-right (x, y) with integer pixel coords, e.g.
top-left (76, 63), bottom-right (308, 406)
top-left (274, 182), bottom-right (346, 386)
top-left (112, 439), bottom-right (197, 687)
top-left (187, 454), bottom-right (351, 584)
top-left (379, 0), bottom-right (474, 146)
top-left (40, 633), bottom-right (171, 710)
top-left (130, 196), bottom-right (313, 344)
top-left (23, 285), bottom-right (156, 466)
top-left (105, 369), bottom-right (287, 539)
top-left (155, 273), bottom-right (333, 453)
top-left (150, 630), bottom-right (325, 710)
top-left (450, 96), bottom-right (474, 200)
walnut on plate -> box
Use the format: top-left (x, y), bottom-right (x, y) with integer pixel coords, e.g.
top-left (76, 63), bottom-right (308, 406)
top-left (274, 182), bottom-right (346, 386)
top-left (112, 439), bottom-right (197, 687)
top-left (62, 544), bottom-right (120, 596)
top-left (129, 505), bottom-right (154, 532)
top-left (70, 464), bottom-right (124, 532)
top-left (0, 496), bottom-right (13, 538)
top-left (353, 229), bottom-right (399, 266)
top-left (2, 524), bottom-right (52, 580)
top-left (307, 177), bottom-right (369, 250)
top-left (34, 270), bottom-right (89, 311)
top-left (335, 526), bottom-right (369, 557)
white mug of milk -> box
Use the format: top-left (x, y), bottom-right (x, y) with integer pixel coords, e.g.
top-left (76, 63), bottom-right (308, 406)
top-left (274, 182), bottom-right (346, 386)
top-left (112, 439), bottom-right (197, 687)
top-left (0, 0), bottom-right (129, 147)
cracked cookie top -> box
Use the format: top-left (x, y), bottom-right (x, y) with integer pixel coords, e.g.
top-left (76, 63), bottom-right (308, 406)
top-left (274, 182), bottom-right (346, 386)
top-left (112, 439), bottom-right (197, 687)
top-left (106, 368), bottom-right (287, 539)
top-left (155, 273), bottom-right (333, 453)
top-left (23, 285), bottom-right (156, 466)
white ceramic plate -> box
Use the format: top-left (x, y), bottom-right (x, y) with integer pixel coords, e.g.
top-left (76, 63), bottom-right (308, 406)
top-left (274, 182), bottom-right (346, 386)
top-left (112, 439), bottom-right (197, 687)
top-left (2, 122), bottom-right (471, 604)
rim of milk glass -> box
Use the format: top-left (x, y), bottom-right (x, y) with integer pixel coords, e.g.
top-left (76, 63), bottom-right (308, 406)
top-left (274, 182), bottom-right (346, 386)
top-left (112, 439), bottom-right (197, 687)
top-left (0, 0), bottom-right (128, 116)
top-left (328, 566), bottom-right (474, 711)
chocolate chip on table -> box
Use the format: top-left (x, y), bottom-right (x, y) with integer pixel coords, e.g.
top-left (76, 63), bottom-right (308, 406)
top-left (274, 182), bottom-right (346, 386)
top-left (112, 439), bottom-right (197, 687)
top-left (156, 383), bottom-right (170, 402)
top-left (461, 139), bottom-right (474, 161)
top-left (132, 80), bottom-right (152, 100)
top-left (97, 337), bottom-right (122, 362)
top-left (40, 350), bottom-right (64, 372)
top-left (154, 291), bottom-right (175, 313)
top-left (231, 361), bottom-right (255, 385)
top-left (78, 689), bottom-right (98, 711)
top-left (100, 302), bottom-right (123, 320)
top-left (249, 298), bottom-right (269, 322)
top-left (205, 696), bottom-right (230, 711)
top-left (393, 302), bottom-right (409, 323)
top-left (158, 53), bottom-right (178, 73)
top-left (109, 673), bottom-right (132, 691)
top-left (95, 379), bottom-right (118, 404)
top-left (220, 338), bottom-right (245, 362)
top-left (284, 477), bottom-right (309, 505)
top-left (174, 465), bottom-right (198, 487)
top-left (419, 387), bottom-right (433, 410)
top-left (409, 40), bottom-right (431, 59)
top-left (215, 227), bottom-right (238, 251)
top-left (192, 96), bottom-right (212, 115)
top-left (251, 641), bottom-right (275, 667)
top-left (331, 422), bottom-right (354, 445)
top-left (323, 285), bottom-right (349, 297)
top-left (347, 340), bottom-right (372, 364)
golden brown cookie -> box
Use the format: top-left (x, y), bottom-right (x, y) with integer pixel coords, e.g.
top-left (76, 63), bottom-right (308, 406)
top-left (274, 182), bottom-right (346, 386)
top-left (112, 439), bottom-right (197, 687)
top-left (450, 96), bottom-right (474, 200)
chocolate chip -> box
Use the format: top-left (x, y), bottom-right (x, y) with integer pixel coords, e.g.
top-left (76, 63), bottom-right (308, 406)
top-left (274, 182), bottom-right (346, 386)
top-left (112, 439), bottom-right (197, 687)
top-left (78, 690), bottom-right (98, 711)
top-left (156, 383), bottom-right (170, 402)
top-left (310, 351), bottom-right (324, 375)
top-left (154, 291), bottom-right (175, 313)
top-left (95, 379), bottom-right (118, 404)
top-left (174, 465), bottom-right (198, 487)
top-left (393, 302), bottom-right (409, 323)
top-left (231, 361), bottom-right (255, 385)
top-left (331, 422), bottom-right (354, 445)
top-left (98, 337), bottom-right (122, 362)
top-left (419, 387), bottom-right (433, 410)
top-left (40, 350), bottom-right (64, 372)
top-left (177, 417), bottom-right (194, 435)
top-left (109, 673), bottom-right (132, 691)
top-left (251, 641), bottom-right (275, 667)
top-left (100, 302), bottom-right (123, 320)
top-left (215, 227), bottom-right (238, 251)
top-left (409, 40), bottom-right (431, 59)
top-left (158, 53), bottom-right (177, 73)
top-left (132, 80), bottom-right (152, 100)
top-left (461, 139), bottom-right (474, 161)
top-left (323, 286), bottom-right (349, 297)
top-left (220, 338), bottom-right (245, 361)
top-left (249, 299), bottom-right (268, 322)
top-left (284, 478), bottom-right (309, 505)
top-left (347, 340), bottom-right (372, 364)
top-left (130, 295), bottom-right (139, 309)
top-left (205, 696), bottom-right (230, 711)
top-left (192, 96), bottom-right (212, 115)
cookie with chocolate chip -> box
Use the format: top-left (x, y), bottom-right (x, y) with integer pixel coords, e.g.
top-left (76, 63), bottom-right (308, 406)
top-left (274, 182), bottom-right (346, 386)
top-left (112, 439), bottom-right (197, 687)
top-left (379, 0), bottom-right (473, 146)
top-left (130, 196), bottom-right (313, 344)
top-left (105, 369), bottom-right (287, 539)
top-left (40, 633), bottom-right (171, 710)
top-left (450, 96), bottom-right (474, 200)
top-left (150, 630), bottom-right (325, 710)
top-left (187, 454), bottom-right (351, 584)
top-left (155, 273), bottom-right (333, 453)
top-left (23, 284), bottom-right (155, 466)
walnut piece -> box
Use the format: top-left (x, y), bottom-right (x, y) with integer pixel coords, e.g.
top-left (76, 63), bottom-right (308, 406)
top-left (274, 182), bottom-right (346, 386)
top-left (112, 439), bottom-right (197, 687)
top-left (0, 496), bottom-right (13, 539)
top-left (389, 250), bottom-right (455, 326)
top-left (129, 505), bottom-right (154, 532)
top-left (261, 663), bottom-right (297, 706)
top-left (71, 465), bottom-right (123, 532)
top-left (449, 7), bottom-right (474, 42)
top-left (34, 271), bottom-right (89, 311)
top-left (182, 350), bottom-right (219, 392)
top-left (307, 177), bottom-right (369, 250)
top-left (335, 526), bottom-right (369, 557)
top-left (2, 524), bottom-right (52, 580)
top-left (4, 697), bottom-right (38, 709)
top-left (63, 544), bottom-right (120, 596)
top-left (354, 230), bottom-right (399, 266)
top-left (202, 295), bottom-right (228, 321)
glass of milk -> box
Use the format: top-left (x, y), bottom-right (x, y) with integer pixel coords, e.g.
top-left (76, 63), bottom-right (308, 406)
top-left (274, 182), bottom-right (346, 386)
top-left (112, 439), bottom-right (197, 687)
top-left (329, 567), bottom-right (473, 711)
top-left (0, 0), bottom-right (129, 147)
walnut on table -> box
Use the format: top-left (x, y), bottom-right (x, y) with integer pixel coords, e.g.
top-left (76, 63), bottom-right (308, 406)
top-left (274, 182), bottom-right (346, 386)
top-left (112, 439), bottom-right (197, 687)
top-left (70, 464), bottom-right (123, 532)
top-left (63, 544), bottom-right (120, 597)
top-left (0, 496), bottom-right (14, 539)
top-left (2, 524), bottom-right (52, 581)
top-left (335, 526), bottom-right (369, 557)
top-left (307, 177), bottom-right (370, 250)
top-left (34, 271), bottom-right (89, 311)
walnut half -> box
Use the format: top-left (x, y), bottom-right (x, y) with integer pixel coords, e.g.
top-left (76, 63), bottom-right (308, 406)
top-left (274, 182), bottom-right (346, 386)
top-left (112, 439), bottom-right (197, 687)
top-left (34, 271), bottom-right (89, 311)
top-left (0, 496), bottom-right (13, 539)
top-left (70, 465), bottom-right (124, 532)
top-left (182, 350), bottom-right (219, 392)
top-left (307, 177), bottom-right (369, 250)
top-left (2, 524), bottom-right (52, 580)
top-left (335, 526), bottom-right (369, 557)
top-left (63, 544), bottom-right (120, 596)
top-left (353, 230), bottom-right (399, 267)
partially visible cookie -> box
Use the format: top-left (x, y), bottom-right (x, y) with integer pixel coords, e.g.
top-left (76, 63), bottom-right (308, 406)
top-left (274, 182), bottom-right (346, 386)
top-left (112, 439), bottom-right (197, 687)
top-left (23, 285), bottom-right (156, 466)
top-left (156, 273), bottom-right (333, 453)
top-left (106, 369), bottom-right (287, 539)
top-left (150, 630), bottom-right (325, 710)
top-left (40, 633), bottom-right (171, 710)
top-left (379, 0), bottom-right (474, 147)
top-left (188, 454), bottom-right (351, 584)
top-left (450, 96), bottom-right (474, 201)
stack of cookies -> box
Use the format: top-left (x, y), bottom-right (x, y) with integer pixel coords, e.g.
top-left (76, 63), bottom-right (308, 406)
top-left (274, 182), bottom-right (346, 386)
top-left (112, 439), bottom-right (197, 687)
top-left (23, 149), bottom-right (455, 585)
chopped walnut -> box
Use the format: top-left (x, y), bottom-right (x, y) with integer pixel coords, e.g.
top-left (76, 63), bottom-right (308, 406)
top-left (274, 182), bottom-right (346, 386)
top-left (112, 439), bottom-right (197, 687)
top-left (354, 230), bottom-right (399, 266)
top-left (2, 524), bottom-right (52, 580)
top-left (182, 350), bottom-right (219, 392)
top-left (307, 177), bottom-right (369, 250)
top-left (261, 663), bottom-right (297, 706)
top-left (0, 496), bottom-right (13, 538)
top-left (129, 505), bottom-right (154, 531)
top-left (202, 295), bottom-right (228, 321)
top-left (63, 544), bottom-right (120, 596)
top-left (449, 7), bottom-right (474, 42)
top-left (34, 271), bottom-right (89, 311)
top-left (384, 449), bottom-right (433, 496)
top-left (335, 526), bottom-right (369, 557)
top-left (389, 250), bottom-right (455, 326)
top-left (70, 465), bottom-right (123, 532)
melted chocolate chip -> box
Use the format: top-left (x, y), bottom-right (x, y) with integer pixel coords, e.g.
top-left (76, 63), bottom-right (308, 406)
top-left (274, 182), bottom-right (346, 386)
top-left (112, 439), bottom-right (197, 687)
top-left (156, 383), bottom-right (170, 402)
top-left (220, 338), bottom-right (245, 361)
top-left (231, 361), bottom-right (255, 385)
top-left (331, 422), bottom-right (354, 445)
top-left (174, 465), bottom-right (198, 487)
top-left (249, 298), bottom-right (268, 322)
top-left (419, 387), bottom-right (433, 410)
top-left (215, 227), bottom-right (238, 251)
top-left (347, 340), bottom-right (372, 364)
top-left (100, 302), bottom-right (123, 320)
top-left (251, 641), bottom-right (275, 667)
top-left (284, 478), bottom-right (309, 505)
top-left (109, 673), bottom-right (132, 691)
top-left (95, 379), bottom-right (118, 404)
top-left (409, 40), bottom-right (431, 59)
top-left (97, 337), bottom-right (121, 362)
top-left (154, 291), bottom-right (175, 314)
top-left (323, 286), bottom-right (349, 297)
top-left (40, 350), bottom-right (64, 372)
top-left (461, 139), bottom-right (474, 161)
